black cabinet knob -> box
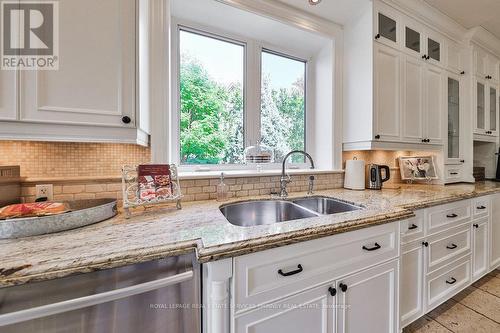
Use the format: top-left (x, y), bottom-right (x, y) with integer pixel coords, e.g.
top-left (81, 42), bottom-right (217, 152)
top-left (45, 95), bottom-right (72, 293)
top-left (460, 160), bottom-right (465, 163)
top-left (422, 241), bottom-right (429, 247)
top-left (375, 135), bottom-right (380, 139)
top-left (473, 223), bottom-right (479, 228)
top-left (122, 116), bottom-right (131, 124)
top-left (328, 287), bottom-right (337, 296)
top-left (339, 283), bottom-right (348, 292)
top-left (460, 71), bottom-right (465, 75)
top-left (422, 55), bottom-right (427, 60)
top-left (375, 33), bottom-right (381, 39)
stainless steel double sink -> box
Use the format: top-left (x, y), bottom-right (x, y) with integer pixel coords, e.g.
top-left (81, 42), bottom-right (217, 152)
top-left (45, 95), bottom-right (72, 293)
top-left (220, 196), bottom-right (361, 227)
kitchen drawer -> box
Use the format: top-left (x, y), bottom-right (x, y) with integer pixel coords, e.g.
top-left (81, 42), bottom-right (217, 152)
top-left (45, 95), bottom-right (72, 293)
top-left (426, 224), bottom-right (471, 273)
top-left (426, 255), bottom-right (471, 311)
top-left (473, 196), bottom-right (490, 218)
top-left (401, 210), bottom-right (424, 243)
top-left (233, 222), bottom-right (399, 312)
top-left (426, 200), bottom-right (471, 235)
top-left (444, 165), bottom-right (463, 183)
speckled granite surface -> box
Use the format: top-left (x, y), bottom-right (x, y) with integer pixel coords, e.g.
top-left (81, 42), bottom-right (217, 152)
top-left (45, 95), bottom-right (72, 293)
top-left (1, 181), bottom-right (500, 288)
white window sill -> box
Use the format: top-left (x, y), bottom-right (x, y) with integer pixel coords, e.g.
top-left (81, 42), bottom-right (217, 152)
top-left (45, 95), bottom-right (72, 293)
top-left (178, 168), bottom-right (344, 180)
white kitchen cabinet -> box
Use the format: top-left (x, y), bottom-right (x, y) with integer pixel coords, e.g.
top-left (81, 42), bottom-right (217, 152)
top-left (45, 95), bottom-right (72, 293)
top-left (402, 54), bottom-right (424, 143)
top-left (0, 0), bottom-right (149, 145)
top-left (490, 193), bottom-right (500, 269)
top-left (474, 79), bottom-right (498, 137)
top-left (374, 3), bottom-right (400, 49)
top-left (446, 73), bottom-right (464, 166)
top-left (20, 0), bottom-right (135, 127)
top-left (400, 240), bottom-right (425, 328)
top-left (374, 43), bottom-right (401, 141)
top-left (0, 71), bottom-right (16, 121)
top-left (472, 218), bottom-right (489, 281)
top-left (475, 46), bottom-right (499, 83)
top-left (337, 260), bottom-right (399, 333)
top-left (424, 64), bottom-right (444, 144)
top-left (234, 282), bottom-right (335, 333)
top-left (447, 41), bottom-right (464, 74)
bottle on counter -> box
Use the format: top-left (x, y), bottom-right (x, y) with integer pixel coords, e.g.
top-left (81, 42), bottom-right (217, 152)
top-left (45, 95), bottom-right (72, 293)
top-left (217, 172), bottom-right (229, 202)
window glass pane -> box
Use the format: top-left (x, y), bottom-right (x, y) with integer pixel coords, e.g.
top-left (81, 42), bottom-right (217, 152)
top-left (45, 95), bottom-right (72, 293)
top-left (428, 38), bottom-right (440, 61)
top-left (448, 78), bottom-right (459, 159)
top-left (405, 27), bottom-right (420, 53)
top-left (179, 30), bottom-right (244, 164)
top-left (378, 13), bottom-right (396, 42)
top-left (261, 51), bottom-right (306, 163)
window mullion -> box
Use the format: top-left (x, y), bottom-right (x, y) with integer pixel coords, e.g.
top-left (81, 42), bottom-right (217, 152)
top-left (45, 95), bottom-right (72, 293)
top-left (245, 40), bottom-right (261, 147)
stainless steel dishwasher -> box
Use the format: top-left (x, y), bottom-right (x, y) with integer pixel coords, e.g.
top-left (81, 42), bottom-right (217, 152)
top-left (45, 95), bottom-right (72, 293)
top-left (0, 253), bottom-right (200, 333)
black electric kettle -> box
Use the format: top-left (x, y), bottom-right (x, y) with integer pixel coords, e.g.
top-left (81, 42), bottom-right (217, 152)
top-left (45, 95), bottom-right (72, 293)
top-left (366, 164), bottom-right (390, 190)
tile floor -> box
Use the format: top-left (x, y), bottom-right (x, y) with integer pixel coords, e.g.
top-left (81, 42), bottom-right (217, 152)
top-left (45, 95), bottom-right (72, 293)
top-left (403, 270), bottom-right (500, 332)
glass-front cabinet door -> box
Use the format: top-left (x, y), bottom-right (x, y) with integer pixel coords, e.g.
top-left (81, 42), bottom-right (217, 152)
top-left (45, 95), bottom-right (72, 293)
top-left (476, 81), bottom-right (486, 133)
top-left (405, 26), bottom-right (421, 55)
top-left (490, 86), bottom-right (498, 135)
top-left (448, 77), bottom-right (460, 160)
top-left (427, 38), bottom-right (441, 63)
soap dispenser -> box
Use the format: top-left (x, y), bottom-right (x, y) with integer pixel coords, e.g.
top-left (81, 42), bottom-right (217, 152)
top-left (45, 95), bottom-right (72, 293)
top-left (217, 172), bottom-right (229, 202)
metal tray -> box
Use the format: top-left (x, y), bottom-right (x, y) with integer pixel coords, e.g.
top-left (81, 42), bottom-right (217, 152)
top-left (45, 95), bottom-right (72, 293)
top-left (0, 199), bottom-right (118, 239)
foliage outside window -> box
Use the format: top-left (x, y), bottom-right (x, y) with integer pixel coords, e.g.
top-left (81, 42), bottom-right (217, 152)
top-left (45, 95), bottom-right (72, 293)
top-left (178, 28), bottom-right (306, 165)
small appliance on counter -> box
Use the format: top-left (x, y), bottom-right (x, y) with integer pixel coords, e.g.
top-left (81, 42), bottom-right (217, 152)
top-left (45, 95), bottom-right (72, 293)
top-left (344, 157), bottom-right (365, 190)
top-left (366, 164), bottom-right (390, 190)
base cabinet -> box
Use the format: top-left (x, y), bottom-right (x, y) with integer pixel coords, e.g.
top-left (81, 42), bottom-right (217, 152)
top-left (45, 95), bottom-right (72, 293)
top-left (400, 241), bottom-right (425, 328)
top-left (337, 260), bottom-right (399, 333)
top-left (491, 193), bottom-right (500, 269)
top-left (472, 218), bottom-right (489, 280)
top-left (234, 282), bottom-right (334, 333)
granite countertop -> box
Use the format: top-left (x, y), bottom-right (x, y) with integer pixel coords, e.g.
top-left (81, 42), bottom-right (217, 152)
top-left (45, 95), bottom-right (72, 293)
top-left (2, 181), bottom-right (500, 288)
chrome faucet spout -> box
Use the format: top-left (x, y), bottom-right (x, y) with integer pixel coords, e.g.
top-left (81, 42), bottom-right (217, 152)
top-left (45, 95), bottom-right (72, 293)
top-left (279, 150), bottom-right (315, 198)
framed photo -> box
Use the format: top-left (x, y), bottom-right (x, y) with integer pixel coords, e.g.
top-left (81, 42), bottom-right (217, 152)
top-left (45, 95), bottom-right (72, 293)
top-left (399, 156), bottom-right (438, 180)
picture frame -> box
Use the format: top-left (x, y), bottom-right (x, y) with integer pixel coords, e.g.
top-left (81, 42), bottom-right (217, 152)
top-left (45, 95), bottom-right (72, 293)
top-left (399, 156), bottom-right (438, 180)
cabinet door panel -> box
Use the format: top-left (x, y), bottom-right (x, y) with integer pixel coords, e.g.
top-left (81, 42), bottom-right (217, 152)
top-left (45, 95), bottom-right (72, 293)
top-left (447, 76), bottom-right (460, 160)
top-left (400, 242), bottom-right (424, 328)
top-left (473, 219), bottom-right (489, 281)
top-left (20, 0), bottom-right (135, 127)
top-left (487, 54), bottom-right (499, 82)
top-left (374, 44), bottom-right (401, 141)
top-left (489, 86), bottom-right (497, 135)
top-left (402, 55), bottom-right (423, 142)
top-left (234, 283), bottom-right (335, 333)
top-left (424, 65), bottom-right (443, 143)
top-left (337, 260), bottom-right (398, 333)
top-left (0, 70), bottom-right (17, 120)
top-left (476, 80), bottom-right (486, 133)
top-left (490, 194), bottom-right (500, 269)
top-left (475, 48), bottom-right (487, 78)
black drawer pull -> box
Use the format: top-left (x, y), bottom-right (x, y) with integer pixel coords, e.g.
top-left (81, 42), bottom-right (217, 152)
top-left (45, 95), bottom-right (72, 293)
top-left (477, 206), bottom-right (486, 210)
top-left (339, 283), bottom-right (348, 292)
top-left (408, 224), bottom-right (418, 230)
top-left (328, 287), bottom-right (337, 296)
top-left (446, 277), bottom-right (457, 285)
top-left (446, 213), bottom-right (458, 218)
top-left (449, 172), bottom-right (459, 175)
top-left (362, 243), bottom-right (381, 251)
top-left (473, 223), bottom-right (479, 228)
top-left (278, 264), bottom-right (303, 277)
top-left (446, 243), bottom-right (458, 250)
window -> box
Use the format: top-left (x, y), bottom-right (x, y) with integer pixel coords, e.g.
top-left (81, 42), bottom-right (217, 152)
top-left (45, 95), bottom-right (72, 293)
top-left (176, 25), bottom-right (308, 167)
top-left (179, 29), bottom-right (244, 165)
top-left (261, 50), bottom-right (306, 163)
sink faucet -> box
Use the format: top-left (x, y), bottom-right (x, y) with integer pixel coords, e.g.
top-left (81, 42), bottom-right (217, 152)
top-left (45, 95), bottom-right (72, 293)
top-left (279, 150), bottom-right (315, 198)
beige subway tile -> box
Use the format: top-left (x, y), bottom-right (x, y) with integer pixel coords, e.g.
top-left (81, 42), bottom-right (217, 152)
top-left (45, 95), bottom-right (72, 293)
top-left (248, 189), bottom-right (260, 196)
top-left (54, 194), bottom-right (74, 201)
top-left (95, 192), bottom-right (117, 199)
top-left (85, 184), bottom-right (107, 193)
top-left (62, 185), bottom-right (85, 194)
top-left (74, 193), bottom-right (96, 200)
top-left (236, 190), bottom-right (249, 197)
top-left (106, 183), bottom-right (122, 192)
top-left (187, 187), bottom-right (202, 194)
top-left (21, 186), bottom-right (36, 196)
top-left (53, 185), bottom-right (63, 194)
top-left (203, 186), bottom-right (216, 193)
top-left (195, 179), bottom-right (210, 186)
top-left (242, 184), bottom-right (254, 190)
top-left (230, 185), bottom-right (242, 191)
top-left (195, 193), bottom-right (210, 201)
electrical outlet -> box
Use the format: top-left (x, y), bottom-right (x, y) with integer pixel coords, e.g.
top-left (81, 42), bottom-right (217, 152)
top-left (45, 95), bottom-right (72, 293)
top-left (35, 184), bottom-right (54, 201)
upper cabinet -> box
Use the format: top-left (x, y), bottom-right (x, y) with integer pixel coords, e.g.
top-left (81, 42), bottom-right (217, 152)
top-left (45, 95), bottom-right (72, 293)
top-left (474, 45), bottom-right (499, 138)
top-left (0, 0), bottom-right (148, 145)
top-left (20, 0), bottom-right (136, 128)
top-left (374, 5), bottom-right (400, 49)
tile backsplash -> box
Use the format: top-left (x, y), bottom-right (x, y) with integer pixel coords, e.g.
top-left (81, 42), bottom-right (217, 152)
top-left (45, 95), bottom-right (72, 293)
top-left (0, 141), bottom-right (150, 178)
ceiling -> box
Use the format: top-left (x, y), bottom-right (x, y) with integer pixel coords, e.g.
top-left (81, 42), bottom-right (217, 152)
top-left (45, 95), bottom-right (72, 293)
top-left (274, 0), bottom-right (369, 25)
top-left (424, 0), bottom-right (500, 39)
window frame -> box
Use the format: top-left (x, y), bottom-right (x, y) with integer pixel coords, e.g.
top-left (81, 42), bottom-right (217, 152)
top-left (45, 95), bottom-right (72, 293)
top-left (171, 18), bottom-right (313, 171)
